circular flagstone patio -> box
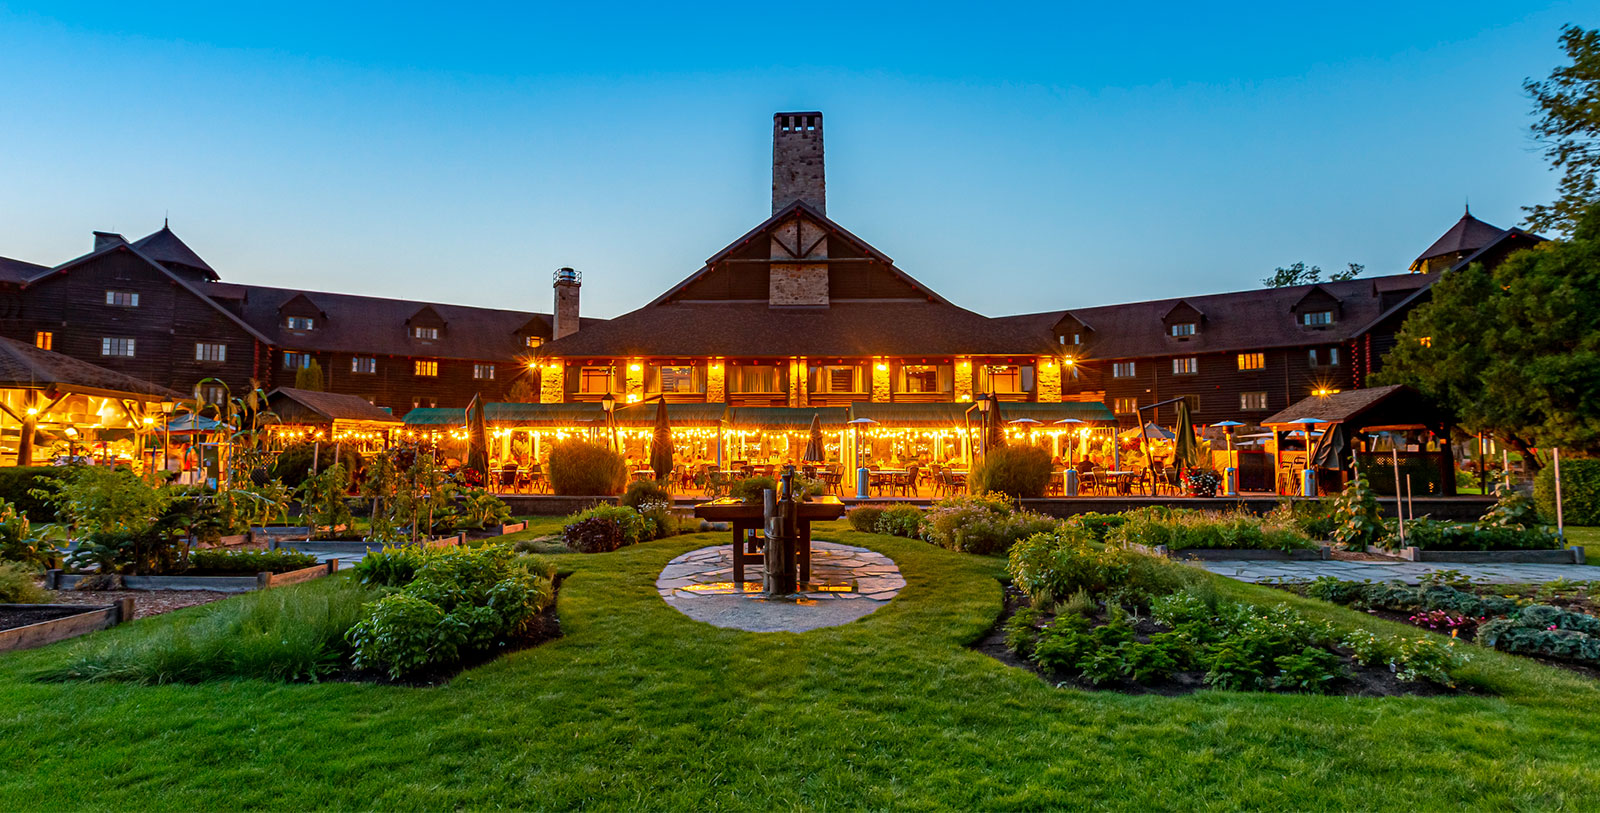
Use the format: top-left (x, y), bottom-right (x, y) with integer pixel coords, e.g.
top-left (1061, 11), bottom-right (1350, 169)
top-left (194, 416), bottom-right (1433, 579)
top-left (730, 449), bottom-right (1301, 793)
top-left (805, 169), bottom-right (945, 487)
top-left (656, 541), bottom-right (905, 632)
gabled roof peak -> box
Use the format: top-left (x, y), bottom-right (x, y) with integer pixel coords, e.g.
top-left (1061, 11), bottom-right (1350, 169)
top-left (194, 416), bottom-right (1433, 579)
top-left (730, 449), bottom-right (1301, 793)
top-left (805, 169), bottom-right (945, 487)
top-left (131, 225), bottom-right (218, 279)
top-left (1411, 209), bottom-right (1505, 270)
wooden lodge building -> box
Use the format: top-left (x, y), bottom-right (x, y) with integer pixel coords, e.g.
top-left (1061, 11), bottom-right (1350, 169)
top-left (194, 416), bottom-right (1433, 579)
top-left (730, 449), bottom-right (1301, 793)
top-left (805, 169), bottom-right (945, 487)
top-left (0, 111), bottom-right (1543, 448)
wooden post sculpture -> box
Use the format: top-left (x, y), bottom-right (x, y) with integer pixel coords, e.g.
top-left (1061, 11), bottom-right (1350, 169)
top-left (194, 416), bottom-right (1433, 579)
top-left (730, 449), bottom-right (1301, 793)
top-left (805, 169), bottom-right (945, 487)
top-left (762, 466), bottom-right (800, 596)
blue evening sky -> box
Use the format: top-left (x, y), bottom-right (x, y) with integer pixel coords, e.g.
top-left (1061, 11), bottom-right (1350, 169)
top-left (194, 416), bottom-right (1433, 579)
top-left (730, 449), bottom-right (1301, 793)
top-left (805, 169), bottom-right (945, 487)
top-left (0, 2), bottom-right (1588, 319)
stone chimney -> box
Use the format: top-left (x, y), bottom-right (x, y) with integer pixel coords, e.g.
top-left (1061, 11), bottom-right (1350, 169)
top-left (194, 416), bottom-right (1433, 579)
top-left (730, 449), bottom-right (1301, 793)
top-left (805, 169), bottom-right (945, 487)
top-left (772, 112), bottom-right (824, 215)
top-left (93, 231), bottom-right (126, 251)
top-left (552, 267), bottom-right (581, 340)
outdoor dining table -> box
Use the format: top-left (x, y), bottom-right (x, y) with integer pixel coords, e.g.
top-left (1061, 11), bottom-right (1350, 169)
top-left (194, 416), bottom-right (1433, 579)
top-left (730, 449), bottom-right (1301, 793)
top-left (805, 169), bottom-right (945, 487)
top-left (693, 496), bottom-right (847, 585)
top-left (1098, 470), bottom-right (1138, 495)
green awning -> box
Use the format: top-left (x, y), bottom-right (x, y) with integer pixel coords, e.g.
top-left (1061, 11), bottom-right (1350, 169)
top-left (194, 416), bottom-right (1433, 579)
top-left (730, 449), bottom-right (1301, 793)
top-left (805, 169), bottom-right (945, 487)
top-left (485, 402), bottom-right (603, 427)
top-left (402, 407), bottom-right (465, 427)
top-left (849, 402), bottom-right (973, 427)
top-left (998, 401), bottom-right (1116, 423)
top-left (726, 406), bottom-right (850, 430)
top-left (612, 402), bottom-right (727, 427)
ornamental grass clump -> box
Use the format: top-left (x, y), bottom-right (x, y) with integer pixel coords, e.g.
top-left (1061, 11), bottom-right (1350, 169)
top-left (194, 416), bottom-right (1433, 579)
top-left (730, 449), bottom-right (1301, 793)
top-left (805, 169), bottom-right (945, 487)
top-left (547, 440), bottom-right (627, 496)
top-left (969, 445), bottom-right (1053, 499)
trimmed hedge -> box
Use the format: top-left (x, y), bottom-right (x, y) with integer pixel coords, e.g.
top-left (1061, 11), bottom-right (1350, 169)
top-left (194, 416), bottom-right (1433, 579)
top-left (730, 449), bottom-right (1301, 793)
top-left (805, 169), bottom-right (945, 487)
top-left (1535, 457), bottom-right (1600, 526)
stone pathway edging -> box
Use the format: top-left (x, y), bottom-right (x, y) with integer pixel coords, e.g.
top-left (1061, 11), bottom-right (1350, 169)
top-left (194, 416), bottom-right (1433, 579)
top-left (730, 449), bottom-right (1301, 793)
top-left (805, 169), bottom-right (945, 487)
top-left (656, 541), bottom-right (905, 632)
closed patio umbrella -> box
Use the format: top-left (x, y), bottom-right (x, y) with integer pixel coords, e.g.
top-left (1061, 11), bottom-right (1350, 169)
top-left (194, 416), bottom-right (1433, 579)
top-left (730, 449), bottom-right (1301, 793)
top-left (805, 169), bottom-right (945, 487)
top-left (1173, 399), bottom-right (1200, 471)
top-left (650, 398), bottom-right (673, 482)
top-left (802, 412), bottom-right (825, 463)
top-left (465, 394), bottom-right (489, 485)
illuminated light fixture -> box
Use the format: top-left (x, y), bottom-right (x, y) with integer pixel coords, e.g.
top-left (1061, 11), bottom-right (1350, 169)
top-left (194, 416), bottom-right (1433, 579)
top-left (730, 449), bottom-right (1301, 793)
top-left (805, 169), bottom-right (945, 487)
top-left (626, 394), bottom-right (640, 403)
top-left (875, 362), bottom-right (887, 372)
top-left (25, 407), bottom-right (37, 416)
top-left (527, 362), bottom-right (537, 369)
top-left (958, 394), bottom-right (972, 402)
top-left (1063, 357), bottom-right (1076, 367)
top-left (629, 363), bottom-right (641, 372)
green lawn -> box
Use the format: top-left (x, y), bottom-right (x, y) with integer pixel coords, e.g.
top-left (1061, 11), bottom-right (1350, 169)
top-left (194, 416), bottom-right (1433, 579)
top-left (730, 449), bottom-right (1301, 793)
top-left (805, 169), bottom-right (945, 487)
top-left (1565, 526), bottom-right (1599, 564)
top-left (3, 522), bottom-right (1599, 809)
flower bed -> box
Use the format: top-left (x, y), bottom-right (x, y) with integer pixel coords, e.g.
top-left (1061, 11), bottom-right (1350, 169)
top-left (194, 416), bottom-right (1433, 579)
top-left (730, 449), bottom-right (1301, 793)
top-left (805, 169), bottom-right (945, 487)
top-left (988, 527), bottom-right (1468, 695)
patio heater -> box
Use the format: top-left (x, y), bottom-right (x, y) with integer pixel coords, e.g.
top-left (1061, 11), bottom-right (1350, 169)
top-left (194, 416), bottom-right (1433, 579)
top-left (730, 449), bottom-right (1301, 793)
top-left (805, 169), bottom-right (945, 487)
top-left (1213, 420), bottom-right (1244, 496)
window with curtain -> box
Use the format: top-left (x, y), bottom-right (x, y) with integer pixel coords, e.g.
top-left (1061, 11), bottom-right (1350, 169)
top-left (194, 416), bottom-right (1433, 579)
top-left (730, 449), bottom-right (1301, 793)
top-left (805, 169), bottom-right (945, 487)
top-left (731, 363), bottom-right (785, 393)
top-left (579, 366), bottom-right (618, 394)
top-left (647, 364), bottom-right (705, 394)
top-left (810, 364), bottom-right (864, 394)
top-left (897, 364), bottom-right (952, 393)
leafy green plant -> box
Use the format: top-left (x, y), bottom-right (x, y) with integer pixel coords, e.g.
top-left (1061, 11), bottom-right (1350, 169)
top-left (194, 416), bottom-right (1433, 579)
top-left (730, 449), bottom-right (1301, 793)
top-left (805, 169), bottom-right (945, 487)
top-left (1107, 507), bottom-right (1316, 552)
top-left (68, 526), bottom-right (185, 576)
top-left (846, 505), bottom-right (888, 533)
top-left (187, 549), bottom-right (317, 574)
top-left (621, 479), bottom-right (672, 510)
top-left (36, 467), bottom-right (172, 538)
top-left (0, 561), bottom-right (47, 603)
top-left (0, 498), bottom-right (60, 570)
top-left (1535, 457), bottom-right (1600, 526)
top-left (1479, 482), bottom-right (1542, 530)
top-left (271, 443), bottom-right (363, 490)
top-left (1065, 512), bottom-right (1127, 543)
top-left (1002, 606), bottom-right (1042, 657)
top-left (1271, 648), bottom-right (1346, 691)
top-left (969, 445), bottom-right (1053, 499)
top-left (547, 440), bottom-right (627, 496)
top-left (562, 505), bottom-right (647, 553)
top-left (457, 487), bottom-right (513, 530)
top-left (1061, 587), bottom-right (1097, 617)
top-left (352, 547), bottom-right (429, 588)
top-left (1328, 474), bottom-right (1384, 550)
top-left (295, 464), bottom-right (353, 541)
top-left (1339, 630), bottom-right (1396, 667)
top-left (924, 493), bottom-right (1056, 555)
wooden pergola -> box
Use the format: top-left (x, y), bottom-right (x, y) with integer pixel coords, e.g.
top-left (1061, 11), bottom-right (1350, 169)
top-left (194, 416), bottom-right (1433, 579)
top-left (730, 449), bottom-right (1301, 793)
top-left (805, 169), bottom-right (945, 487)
top-left (0, 336), bottom-right (180, 467)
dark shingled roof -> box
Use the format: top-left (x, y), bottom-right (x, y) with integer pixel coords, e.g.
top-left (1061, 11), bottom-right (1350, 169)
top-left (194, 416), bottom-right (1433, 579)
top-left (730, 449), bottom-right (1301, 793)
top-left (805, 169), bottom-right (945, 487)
top-left (541, 300), bottom-right (1055, 358)
top-left (207, 282), bottom-right (589, 362)
top-left (266, 387), bottom-right (400, 424)
top-left (1410, 210), bottom-right (1506, 270)
top-left (1262, 385), bottom-right (1424, 426)
top-left (0, 336), bottom-right (180, 399)
top-left (0, 256), bottom-right (49, 285)
top-left (997, 273), bottom-right (1436, 362)
top-left (130, 226), bottom-right (219, 279)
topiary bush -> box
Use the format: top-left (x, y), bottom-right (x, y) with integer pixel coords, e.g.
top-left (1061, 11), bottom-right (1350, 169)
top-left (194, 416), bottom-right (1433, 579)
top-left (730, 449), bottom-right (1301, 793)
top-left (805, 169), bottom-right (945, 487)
top-left (969, 445), bottom-right (1053, 499)
top-left (1535, 457), bottom-right (1600, 526)
top-left (547, 440), bottom-right (627, 496)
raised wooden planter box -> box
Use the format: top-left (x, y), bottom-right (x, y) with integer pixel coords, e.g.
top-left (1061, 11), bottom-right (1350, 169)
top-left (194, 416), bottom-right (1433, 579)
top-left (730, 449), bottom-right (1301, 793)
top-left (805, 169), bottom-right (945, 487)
top-left (269, 535), bottom-right (464, 554)
top-left (1125, 542), bottom-right (1332, 561)
top-left (463, 522), bottom-right (527, 541)
top-left (1375, 545), bottom-right (1586, 565)
top-left (0, 599), bottom-right (133, 652)
top-left (46, 560), bottom-right (339, 593)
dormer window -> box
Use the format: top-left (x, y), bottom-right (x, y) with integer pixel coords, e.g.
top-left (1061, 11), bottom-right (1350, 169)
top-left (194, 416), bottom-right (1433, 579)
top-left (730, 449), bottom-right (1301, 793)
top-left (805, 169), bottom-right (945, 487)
top-left (526, 336), bottom-right (543, 348)
top-left (1170, 322), bottom-right (1196, 337)
top-left (413, 326), bottom-right (440, 340)
top-left (1301, 310), bottom-right (1334, 327)
top-left (286, 316), bottom-right (315, 331)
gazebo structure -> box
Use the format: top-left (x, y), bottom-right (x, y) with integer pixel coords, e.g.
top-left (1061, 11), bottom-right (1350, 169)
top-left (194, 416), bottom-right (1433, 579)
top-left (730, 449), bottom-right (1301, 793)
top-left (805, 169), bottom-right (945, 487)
top-left (264, 387), bottom-right (402, 454)
top-left (0, 336), bottom-right (179, 468)
top-left (1262, 385), bottom-right (1456, 497)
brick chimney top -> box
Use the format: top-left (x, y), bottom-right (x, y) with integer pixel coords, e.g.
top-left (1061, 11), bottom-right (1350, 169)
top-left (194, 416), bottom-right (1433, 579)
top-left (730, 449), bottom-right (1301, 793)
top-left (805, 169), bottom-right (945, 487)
top-left (772, 112), bottom-right (825, 215)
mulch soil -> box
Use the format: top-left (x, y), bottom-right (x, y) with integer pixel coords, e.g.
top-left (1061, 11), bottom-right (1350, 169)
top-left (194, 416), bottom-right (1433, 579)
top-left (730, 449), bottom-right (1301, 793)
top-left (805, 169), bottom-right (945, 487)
top-left (42, 588), bottom-right (230, 620)
top-left (974, 583), bottom-right (1468, 697)
top-left (0, 606), bottom-right (89, 632)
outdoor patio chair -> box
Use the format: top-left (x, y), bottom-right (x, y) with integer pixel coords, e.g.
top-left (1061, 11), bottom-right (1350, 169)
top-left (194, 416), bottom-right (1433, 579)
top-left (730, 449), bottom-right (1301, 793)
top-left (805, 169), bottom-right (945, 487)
top-left (497, 465), bottom-right (518, 494)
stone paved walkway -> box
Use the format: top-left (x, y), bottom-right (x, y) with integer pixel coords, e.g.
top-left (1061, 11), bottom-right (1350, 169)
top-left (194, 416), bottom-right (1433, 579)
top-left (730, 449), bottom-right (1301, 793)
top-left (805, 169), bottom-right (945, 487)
top-left (1201, 559), bottom-right (1600, 584)
top-left (656, 541), bottom-right (905, 632)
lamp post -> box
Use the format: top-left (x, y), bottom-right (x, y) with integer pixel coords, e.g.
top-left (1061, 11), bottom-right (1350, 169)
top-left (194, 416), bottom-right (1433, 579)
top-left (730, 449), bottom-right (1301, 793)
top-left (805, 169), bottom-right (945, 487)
top-left (600, 392), bottom-right (618, 452)
top-left (160, 400), bottom-right (176, 476)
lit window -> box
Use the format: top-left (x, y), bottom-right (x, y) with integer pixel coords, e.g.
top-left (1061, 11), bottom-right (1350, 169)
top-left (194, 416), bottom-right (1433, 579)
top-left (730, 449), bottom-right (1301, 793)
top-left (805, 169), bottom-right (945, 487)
top-left (34, 331), bottom-right (52, 351)
top-left (979, 364), bottom-right (1033, 394)
top-left (648, 365), bottom-right (703, 394)
top-left (1112, 362), bottom-right (1136, 378)
top-left (1172, 357), bottom-right (1197, 375)
top-left (1301, 310), bottom-right (1333, 326)
top-left (579, 366), bottom-right (617, 394)
top-left (283, 352), bottom-right (312, 370)
top-left (526, 336), bottom-right (543, 348)
top-left (1240, 392), bottom-right (1268, 411)
top-left (194, 343), bottom-right (226, 362)
top-left (898, 364), bottom-right (950, 394)
top-left (352, 357), bottom-right (377, 374)
top-left (1113, 397), bottom-right (1138, 414)
top-left (415, 360), bottom-right (438, 377)
top-left (1170, 322), bottom-right (1196, 337)
top-left (474, 363), bottom-right (495, 380)
top-left (100, 337), bottom-right (135, 357)
top-left (286, 316), bottom-right (315, 330)
top-left (105, 290), bottom-right (139, 307)
top-left (1237, 352), bottom-right (1264, 371)
top-left (810, 365), bottom-right (863, 394)
top-left (731, 363), bottom-right (783, 394)
top-left (1419, 336), bottom-right (1433, 348)
top-left (413, 326), bottom-right (440, 340)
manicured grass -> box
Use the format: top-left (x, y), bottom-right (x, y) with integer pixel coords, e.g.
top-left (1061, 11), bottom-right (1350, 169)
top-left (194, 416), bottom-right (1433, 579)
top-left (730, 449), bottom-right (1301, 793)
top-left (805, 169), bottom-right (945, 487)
top-left (2, 521), bottom-right (1599, 809)
top-left (1564, 526), bottom-right (1598, 564)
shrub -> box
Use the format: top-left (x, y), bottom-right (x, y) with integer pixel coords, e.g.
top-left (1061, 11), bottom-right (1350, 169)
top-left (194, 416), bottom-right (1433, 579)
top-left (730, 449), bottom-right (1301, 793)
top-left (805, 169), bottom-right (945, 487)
top-left (0, 498), bottom-right (59, 570)
top-left (352, 546), bottom-right (429, 587)
top-left (621, 479), bottom-right (672, 510)
top-left (346, 545), bottom-right (555, 679)
top-left (456, 488), bottom-right (513, 530)
top-left (271, 443), bottom-right (363, 489)
top-left (1535, 457), bottom-right (1600, 526)
top-left (1384, 517), bottom-right (1559, 551)
top-left (0, 466), bottom-right (62, 521)
top-left (846, 505), bottom-right (888, 533)
top-left (1066, 512), bottom-right (1127, 543)
top-left (0, 561), bottom-right (47, 603)
top-left (547, 440), bottom-right (627, 496)
top-left (69, 527), bottom-right (185, 576)
top-left (969, 445), bottom-right (1053, 499)
top-left (562, 505), bottom-right (647, 553)
top-left (38, 467), bottom-right (172, 538)
top-left (634, 500), bottom-right (675, 541)
top-left (727, 475), bottom-right (826, 505)
top-left (1329, 474), bottom-right (1383, 550)
top-left (1108, 507), bottom-right (1316, 552)
top-left (923, 492), bottom-right (1055, 555)
top-left (874, 504), bottom-right (925, 538)
top-left (42, 576), bottom-right (373, 683)
top-left (187, 549), bottom-right (318, 574)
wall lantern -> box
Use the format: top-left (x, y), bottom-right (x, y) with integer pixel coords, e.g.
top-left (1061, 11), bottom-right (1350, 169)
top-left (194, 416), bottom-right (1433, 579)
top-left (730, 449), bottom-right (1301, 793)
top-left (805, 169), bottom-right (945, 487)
top-left (601, 392), bottom-right (616, 413)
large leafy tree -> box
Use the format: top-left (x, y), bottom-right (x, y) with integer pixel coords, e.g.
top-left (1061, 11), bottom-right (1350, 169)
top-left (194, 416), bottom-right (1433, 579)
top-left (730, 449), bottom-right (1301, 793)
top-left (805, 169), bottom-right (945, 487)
top-left (1378, 205), bottom-right (1600, 471)
top-left (1524, 25), bottom-right (1600, 236)
top-left (1261, 261), bottom-right (1364, 288)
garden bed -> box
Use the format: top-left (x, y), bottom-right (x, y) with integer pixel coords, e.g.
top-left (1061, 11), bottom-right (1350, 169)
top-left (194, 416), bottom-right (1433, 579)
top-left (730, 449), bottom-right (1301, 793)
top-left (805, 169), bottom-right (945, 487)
top-left (267, 534), bottom-right (463, 554)
top-left (975, 583), bottom-right (1468, 697)
top-left (1365, 545), bottom-right (1585, 564)
top-left (0, 600), bottom-right (133, 652)
top-left (463, 521), bottom-right (528, 541)
top-left (44, 561), bottom-right (339, 593)
top-left (1125, 542), bottom-right (1333, 561)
